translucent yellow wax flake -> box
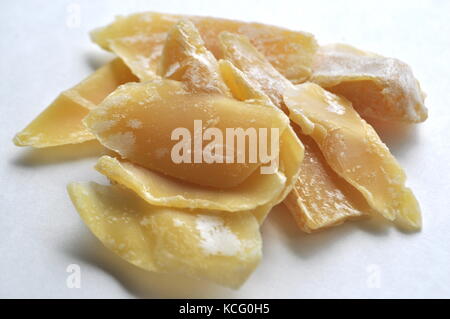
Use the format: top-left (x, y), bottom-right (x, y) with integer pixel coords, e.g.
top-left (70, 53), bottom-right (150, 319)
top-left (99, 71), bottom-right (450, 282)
top-left (14, 59), bottom-right (137, 148)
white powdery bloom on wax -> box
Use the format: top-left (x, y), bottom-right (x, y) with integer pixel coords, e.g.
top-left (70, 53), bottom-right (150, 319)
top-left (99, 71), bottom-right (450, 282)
top-left (195, 215), bottom-right (241, 256)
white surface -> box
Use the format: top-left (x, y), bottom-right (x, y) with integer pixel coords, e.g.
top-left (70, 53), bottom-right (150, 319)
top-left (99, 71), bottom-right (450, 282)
top-left (1, 0), bottom-right (449, 299)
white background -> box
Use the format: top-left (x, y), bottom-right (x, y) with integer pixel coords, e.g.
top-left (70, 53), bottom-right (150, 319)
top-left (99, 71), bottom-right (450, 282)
top-left (1, 0), bottom-right (449, 298)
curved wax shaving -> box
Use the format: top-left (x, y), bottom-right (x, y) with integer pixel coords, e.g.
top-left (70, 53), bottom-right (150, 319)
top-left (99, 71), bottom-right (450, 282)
top-left (285, 83), bottom-right (421, 230)
top-left (67, 182), bottom-right (261, 288)
top-left (14, 58), bottom-right (137, 148)
top-left (95, 155), bottom-right (286, 212)
top-left (90, 12), bottom-right (318, 83)
top-left (159, 20), bottom-right (230, 95)
top-left (84, 79), bottom-right (289, 188)
top-left (284, 132), bottom-right (370, 232)
top-left (311, 44), bottom-right (427, 123)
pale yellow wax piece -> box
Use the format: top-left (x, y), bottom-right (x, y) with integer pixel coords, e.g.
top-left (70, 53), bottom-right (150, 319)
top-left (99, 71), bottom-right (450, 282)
top-left (68, 182), bottom-right (262, 288)
top-left (14, 59), bottom-right (137, 148)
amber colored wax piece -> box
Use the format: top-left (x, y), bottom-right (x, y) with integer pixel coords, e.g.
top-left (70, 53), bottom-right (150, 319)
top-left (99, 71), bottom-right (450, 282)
top-left (68, 182), bottom-right (262, 288)
top-left (90, 12), bottom-right (318, 83)
top-left (13, 58), bottom-right (137, 148)
top-left (284, 83), bottom-right (421, 230)
top-left (84, 79), bottom-right (289, 189)
top-left (311, 44), bottom-right (427, 123)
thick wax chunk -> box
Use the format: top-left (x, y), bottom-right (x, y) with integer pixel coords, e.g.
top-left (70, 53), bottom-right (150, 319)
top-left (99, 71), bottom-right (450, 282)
top-left (90, 12), bottom-right (317, 82)
top-left (311, 44), bottom-right (427, 123)
top-left (84, 79), bottom-right (289, 188)
top-left (68, 182), bottom-right (262, 288)
top-left (285, 83), bottom-right (422, 230)
top-left (14, 59), bottom-right (137, 148)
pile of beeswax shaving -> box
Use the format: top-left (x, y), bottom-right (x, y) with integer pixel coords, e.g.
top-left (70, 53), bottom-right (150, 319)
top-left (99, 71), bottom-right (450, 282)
top-left (14, 12), bottom-right (427, 288)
